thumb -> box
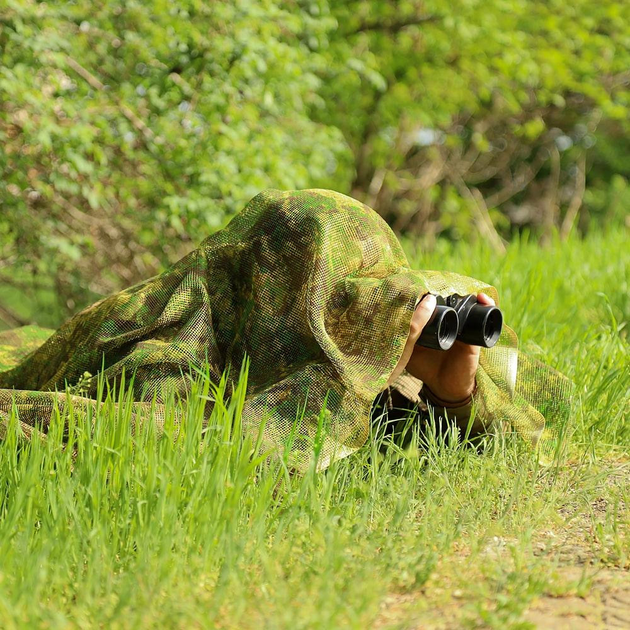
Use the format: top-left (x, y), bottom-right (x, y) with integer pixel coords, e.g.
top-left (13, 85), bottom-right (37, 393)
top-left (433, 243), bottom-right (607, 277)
top-left (384, 293), bottom-right (437, 390)
top-left (409, 293), bottom-right (437, 343)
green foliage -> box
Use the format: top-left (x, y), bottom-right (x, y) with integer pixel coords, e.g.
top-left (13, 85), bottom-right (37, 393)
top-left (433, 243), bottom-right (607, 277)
top-left (0, 228), bottom-right (627, 627)
top-left (1, 0), bottom-right (629, 323)
top-left (0, 0), bottom-right (353, 316)
top-left (318, 0), bottom-right (630, 240)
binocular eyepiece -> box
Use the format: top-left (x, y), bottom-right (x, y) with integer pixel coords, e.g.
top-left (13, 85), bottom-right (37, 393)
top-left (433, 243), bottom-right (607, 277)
top-left (416, 293), bottom-right (503, 351)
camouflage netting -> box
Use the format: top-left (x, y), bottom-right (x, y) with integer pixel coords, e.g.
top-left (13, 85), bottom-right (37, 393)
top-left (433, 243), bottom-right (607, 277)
top-left (0, 189), bottom-right (573, 470)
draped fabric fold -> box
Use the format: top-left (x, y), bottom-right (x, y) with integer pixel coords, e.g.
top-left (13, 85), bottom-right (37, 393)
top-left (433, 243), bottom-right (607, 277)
top-left (0, 189), bottom-right (572, 470)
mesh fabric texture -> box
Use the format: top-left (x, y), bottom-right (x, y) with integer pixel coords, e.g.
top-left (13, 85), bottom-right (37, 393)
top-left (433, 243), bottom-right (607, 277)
top-left (0, 189), bottom-right (573, 469)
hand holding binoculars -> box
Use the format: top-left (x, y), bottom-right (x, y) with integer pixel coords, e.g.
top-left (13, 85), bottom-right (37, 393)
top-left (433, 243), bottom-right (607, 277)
top-left (415, 294), bottom-right (503, 351)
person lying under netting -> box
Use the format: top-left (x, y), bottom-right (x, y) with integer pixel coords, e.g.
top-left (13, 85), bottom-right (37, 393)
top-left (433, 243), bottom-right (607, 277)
top-left (0, 189), bottom-right (573, 471)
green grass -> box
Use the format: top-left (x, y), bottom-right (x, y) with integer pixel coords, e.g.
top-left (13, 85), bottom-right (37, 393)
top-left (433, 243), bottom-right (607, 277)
top-left (0, 228), bottom-right (628, 628)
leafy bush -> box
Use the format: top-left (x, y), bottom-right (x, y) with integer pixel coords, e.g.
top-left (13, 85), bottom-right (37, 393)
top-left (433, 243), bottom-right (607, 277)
top-left (318, 0), bottom-right (630, 244)
top-left (1, 0), bottom-right (629, 324)
top-left (0, 0), bottom-right (352, 319)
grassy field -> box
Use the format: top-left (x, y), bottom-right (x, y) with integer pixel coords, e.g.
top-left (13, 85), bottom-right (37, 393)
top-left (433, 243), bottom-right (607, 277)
top-left (0, 228), bottom-right (628, 629)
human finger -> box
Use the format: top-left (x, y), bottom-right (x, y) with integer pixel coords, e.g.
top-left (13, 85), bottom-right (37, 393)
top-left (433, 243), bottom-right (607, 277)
top-left (409, 293), bottom-right (437, 343)
top-left (477, 292), bottom-right (496, 306)
top-left (384, 293), bottom-right (437, 389)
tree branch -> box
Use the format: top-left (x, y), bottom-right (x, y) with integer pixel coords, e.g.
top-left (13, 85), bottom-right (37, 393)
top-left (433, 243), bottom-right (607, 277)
top-left (484, 148), bottom-right (549, 209)
top-left (560, 154), bottom-right (587, 240)
top-left (0, 302), bottom-right (28, 327)
top-left (344, 14), bottom-right (440, 36)
top-left (64, 55), bottom-right (156, 142)
top-left (0, 273), bottom-right (49, 293)
top-left (450, 172), bottom-right (507, 254)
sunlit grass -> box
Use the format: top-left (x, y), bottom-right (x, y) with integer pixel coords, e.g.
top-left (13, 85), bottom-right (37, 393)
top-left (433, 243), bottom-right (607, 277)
top-left (0, 228), bottom-right (627, 628)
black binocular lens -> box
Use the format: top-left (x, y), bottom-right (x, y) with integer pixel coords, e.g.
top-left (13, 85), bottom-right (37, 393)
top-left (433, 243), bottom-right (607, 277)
top-left (483, 308), bottom-right (503, 346)
top-left (418, 305), bottom-right (459, 351)
top-left (437, 307), bottom-right (458, 349)
top-left (415, 293), bottom-right (503, 351)
top-left (458, 304), bottom-right (503, 348)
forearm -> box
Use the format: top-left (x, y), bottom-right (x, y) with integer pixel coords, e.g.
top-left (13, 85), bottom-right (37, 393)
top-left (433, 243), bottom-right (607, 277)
top-left (419, 383), bottom-right (474, 425)
top-left (372, 372), bottom-right (487, 446)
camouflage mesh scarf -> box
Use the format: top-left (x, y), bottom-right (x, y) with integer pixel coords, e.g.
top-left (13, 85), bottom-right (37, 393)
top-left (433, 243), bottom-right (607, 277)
top-left (0, 189), bottom-right (572, 469)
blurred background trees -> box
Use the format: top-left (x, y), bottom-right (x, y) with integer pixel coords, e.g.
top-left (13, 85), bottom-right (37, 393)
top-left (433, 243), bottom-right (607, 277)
top-left (1, 0), bottom-right (629, 327)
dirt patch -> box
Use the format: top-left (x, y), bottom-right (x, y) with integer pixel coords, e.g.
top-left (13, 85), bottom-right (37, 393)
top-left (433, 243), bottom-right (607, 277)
top-left (375, 563), bottom-right (630, 630)
top-left (524, 567), bottom-right (630, 629)
top-left (375, 476), bottom-right (629, 629)
top-left (523, 468), bottom-right (629, 628)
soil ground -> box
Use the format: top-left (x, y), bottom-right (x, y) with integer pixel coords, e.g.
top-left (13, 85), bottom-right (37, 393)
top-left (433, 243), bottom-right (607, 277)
top-left (376, 463), bottom-right (630, 629)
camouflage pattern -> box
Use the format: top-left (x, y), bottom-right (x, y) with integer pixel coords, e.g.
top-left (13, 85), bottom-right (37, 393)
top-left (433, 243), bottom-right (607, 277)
top-left (0, 189), bottom-right (573, 469)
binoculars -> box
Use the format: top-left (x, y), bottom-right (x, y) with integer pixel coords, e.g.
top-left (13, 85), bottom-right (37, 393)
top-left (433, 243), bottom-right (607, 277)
top-left (416, 293), bottom-right (503, 351)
